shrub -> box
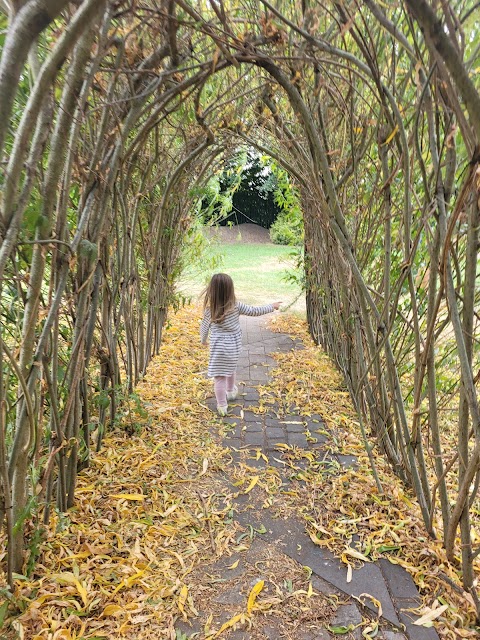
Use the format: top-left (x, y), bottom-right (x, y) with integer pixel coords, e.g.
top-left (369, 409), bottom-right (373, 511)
top-left (270, 207), bottom-right (304, 245)
top-left (269, 164), bottom-right (304, 246)
top-left (270, 215), bottom-right (302, 245)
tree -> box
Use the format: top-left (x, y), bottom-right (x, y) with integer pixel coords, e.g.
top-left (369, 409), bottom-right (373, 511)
top-left (202, 150), bottom-right (282, 228)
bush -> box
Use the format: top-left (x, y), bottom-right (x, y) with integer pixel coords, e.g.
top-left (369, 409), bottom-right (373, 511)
top-left (270, 211), bottom-right (304, 245)
top-left (268, 164), bottom-right (304, 245)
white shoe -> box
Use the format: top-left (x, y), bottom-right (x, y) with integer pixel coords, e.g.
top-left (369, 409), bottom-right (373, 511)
top-left (226, 386), bottom-right (238, 402)
top-left (217, 404), bottom-right (228, 416)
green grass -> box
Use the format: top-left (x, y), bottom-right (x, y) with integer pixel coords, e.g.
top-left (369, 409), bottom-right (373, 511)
top-left (178, 242), bottom-right (305, 312)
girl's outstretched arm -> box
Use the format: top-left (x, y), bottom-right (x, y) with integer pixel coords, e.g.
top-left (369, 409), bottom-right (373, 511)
top-left (237, 302), bottom-right (280, 316)
top-left (200, 308), bottom-right (211, 344)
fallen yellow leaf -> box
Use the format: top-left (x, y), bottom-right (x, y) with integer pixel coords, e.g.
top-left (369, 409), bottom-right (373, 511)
top-left (213, 613), bottom-right (244, 637)
top-left (102, 604), bottom-right (124, 616)
top-left (52, 573), bottom-right (89, 607)
top-left (178, 584), bottom-right (188, 616)
top-left (204, 612), bottom-right (213, 634)
top-left (247, 579), bottom-right (264, 613)
top-left (244, 476), bottom-right (259, 494)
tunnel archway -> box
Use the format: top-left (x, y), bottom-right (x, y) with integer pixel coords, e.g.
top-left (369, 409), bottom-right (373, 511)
top-left (0, 1), bottom-right (479, 612)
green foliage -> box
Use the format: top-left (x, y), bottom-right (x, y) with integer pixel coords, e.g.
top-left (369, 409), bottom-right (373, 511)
top-left (269, 164), bottom-right (303, 246)
top-left (226, 154), bottom-right (280, 228)
top-left (94, 388), bottom-right (111, 411)
top-left (200, 149), bottom-right (282, 228)
top-left (13, 495), bottom-right (37, 536)
top-left (269, 214), bottom-right (302, 245)
top-left (197, 166), bottom-right (239, 225)
top-left (0, 600), bottom-right (9, 629)
top-left (23, 191), bottom-right (42, 235)
top-left (282, 246), bottom-right (305, 291)
top-left (55, 511), bottom-right (72, 533)
top-left (174, 213), bottom-right (223, 299)
top-left (25, 524), bottom-right (46, 578)
top-left (116, 390), bottom-right (149, 435)
top-left (94, 385), bottom-right (149, 434)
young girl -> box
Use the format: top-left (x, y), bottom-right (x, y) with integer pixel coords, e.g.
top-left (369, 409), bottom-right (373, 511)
top-left (200, 273), bottom-right (281, 415)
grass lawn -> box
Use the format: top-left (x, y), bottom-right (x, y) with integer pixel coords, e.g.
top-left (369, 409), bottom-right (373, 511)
top-left (178, 242), bottom-right (305, 313)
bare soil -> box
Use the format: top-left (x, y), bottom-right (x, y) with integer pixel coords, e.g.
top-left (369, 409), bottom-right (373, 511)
top-left (205, 223), bottom-right (272, 244)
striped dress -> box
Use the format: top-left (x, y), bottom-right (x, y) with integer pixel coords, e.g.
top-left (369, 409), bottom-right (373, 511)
top-left (200, 301), bottom-right (274, 377)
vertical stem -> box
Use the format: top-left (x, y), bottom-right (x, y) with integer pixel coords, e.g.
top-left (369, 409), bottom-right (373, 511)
top-left (425, 226), bottom-right (450, 535)
top-left (0, 337), bottom-right (13, 587)
top-left (458, 196), bottom-right (479, 591)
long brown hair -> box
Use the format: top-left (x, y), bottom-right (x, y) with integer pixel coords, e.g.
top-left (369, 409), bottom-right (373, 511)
top-left (203, 273), bottom-right (236, 323)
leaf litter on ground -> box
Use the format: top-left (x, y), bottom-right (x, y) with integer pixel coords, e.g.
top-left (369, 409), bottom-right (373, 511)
top-left (0, 306), bottom-right (478, 638)
top-left (265, 313), bottom-right (479, 639)
top-left (1, 308), bottom-right (236, 639)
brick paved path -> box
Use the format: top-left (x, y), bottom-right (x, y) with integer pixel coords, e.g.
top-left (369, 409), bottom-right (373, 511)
top-left (177, 316), bottom-right (439, 640)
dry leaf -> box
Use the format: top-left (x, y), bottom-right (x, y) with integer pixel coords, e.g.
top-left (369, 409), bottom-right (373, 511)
top-left (178, 584), bottom-right (188, 617)
top-left (213, 613), bottom-right (244, 637)
top-left (247, 579), bottom-right (264, 613)
top-left (346, 563), bottom-right (352, 583)
top-left (102, 604), bottom-right (124, 617)
top-left (413, 604), bottom-right (448, 626)
top-left (244, 476), bottom-right (259, 493)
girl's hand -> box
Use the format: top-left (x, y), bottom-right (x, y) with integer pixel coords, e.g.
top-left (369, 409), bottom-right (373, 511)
top-left (272, 301), bottom-right (282, 310)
